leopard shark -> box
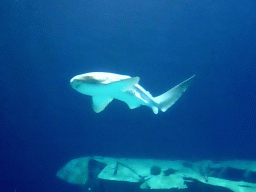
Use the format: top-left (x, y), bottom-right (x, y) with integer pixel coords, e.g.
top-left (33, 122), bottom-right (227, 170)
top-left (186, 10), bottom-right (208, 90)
top-left (70, 72), bottom-right (195, 114)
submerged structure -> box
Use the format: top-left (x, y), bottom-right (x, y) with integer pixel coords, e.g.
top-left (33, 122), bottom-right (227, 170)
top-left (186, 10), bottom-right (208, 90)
top-left (57, 156), bottom-right (256, 192)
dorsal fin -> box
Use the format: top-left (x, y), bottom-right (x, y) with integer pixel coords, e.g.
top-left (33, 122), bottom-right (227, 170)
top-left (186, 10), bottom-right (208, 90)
top-left (108, 77), bottom-right (140, 92)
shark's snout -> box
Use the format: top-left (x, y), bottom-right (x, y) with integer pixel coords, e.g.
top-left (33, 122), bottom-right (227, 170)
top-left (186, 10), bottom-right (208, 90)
top-left (70, 77), bottom-right (82, 89)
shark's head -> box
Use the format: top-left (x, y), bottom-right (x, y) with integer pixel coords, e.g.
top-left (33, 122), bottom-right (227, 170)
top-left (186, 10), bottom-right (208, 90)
top-left (70, 74), bottom-right (96, 95)
top-left (70, 73), bottom-right (105, 95)
top-left (71, 74), bottom-right (99, 87)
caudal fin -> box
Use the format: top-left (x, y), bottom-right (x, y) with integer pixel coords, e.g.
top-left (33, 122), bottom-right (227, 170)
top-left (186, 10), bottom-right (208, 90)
top-left (154, 75), bottom-right (195, 112)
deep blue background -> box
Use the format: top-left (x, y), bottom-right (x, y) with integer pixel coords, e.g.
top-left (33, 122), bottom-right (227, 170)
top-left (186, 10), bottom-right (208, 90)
top-left (1, 0), bottom-right (256, 191)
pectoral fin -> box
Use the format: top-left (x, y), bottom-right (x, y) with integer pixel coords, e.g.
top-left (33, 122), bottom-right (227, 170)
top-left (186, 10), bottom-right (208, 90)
top-left (92, 96), bottom-right (113, 113)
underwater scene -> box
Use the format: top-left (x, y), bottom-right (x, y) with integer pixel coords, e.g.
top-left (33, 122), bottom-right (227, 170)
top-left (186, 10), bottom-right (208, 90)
top-left (1, 0), bottom-right (256, 191)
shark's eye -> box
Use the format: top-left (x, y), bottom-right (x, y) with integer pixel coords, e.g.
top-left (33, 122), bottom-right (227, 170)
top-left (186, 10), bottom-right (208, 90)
top-left (84, 76), bottom-right (101, 84)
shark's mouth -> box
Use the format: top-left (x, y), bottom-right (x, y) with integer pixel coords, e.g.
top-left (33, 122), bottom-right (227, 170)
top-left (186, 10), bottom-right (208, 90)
top-left (71, 80), bottom-right (82, 89)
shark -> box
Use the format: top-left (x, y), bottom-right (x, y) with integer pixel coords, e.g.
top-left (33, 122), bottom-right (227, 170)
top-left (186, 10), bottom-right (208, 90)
top-left (70, 72), bottom-right (195, 114)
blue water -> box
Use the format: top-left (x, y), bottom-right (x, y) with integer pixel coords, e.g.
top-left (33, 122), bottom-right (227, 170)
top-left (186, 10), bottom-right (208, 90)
top-left (1, 0), bottom-right (256, 191)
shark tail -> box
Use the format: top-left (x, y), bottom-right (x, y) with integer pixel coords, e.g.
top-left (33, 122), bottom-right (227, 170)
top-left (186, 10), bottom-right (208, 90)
top-left (153, 75), bottom-right (195, 113)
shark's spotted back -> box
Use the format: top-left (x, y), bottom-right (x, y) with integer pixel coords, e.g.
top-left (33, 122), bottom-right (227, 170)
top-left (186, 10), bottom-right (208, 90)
top-left (70, 72), bottom-right (195, 114)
